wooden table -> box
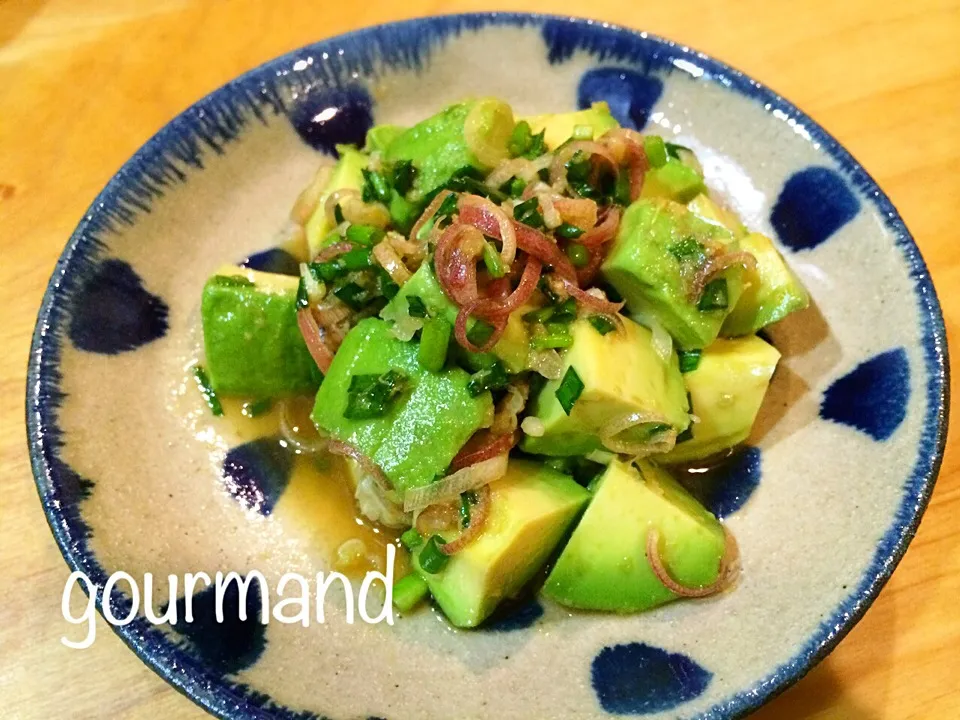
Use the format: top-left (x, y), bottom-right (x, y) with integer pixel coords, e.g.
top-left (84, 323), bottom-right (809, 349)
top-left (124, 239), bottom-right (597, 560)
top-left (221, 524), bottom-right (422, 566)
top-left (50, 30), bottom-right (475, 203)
top-left (1, 1), bottom-right (957, 717)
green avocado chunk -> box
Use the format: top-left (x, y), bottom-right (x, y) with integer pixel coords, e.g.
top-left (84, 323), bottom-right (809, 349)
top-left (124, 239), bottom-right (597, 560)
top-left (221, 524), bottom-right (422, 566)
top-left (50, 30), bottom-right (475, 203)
top-left (686, 193), bottom-right (747, 238)
top-left (662, 335), bottom-right (780, 464)
top-left (721, 232), bottom-right (810, 336)
top-left (384, 99), bottom-right (514, 198)
top-left (305, 145), bottom-right (369, 257)
top-left (521, 317), bottom-right (690, 457)
top-left (311, 318), bottom-right (493, 496)
top-left (520, 101), bottom-right (620, 149)
top-left (542, 459), bottom-right (726, 612)
top-left (601, 198), bottom-right (746, 350)
top-left (364, 124), bottom-right (407, 152)
top-left (381, 262), bottom-right (531, 372)
top-left (641, 158), bottom-right (707, 203)
top-left (200, 267), bottom-right (323, 397)
top-left (413, 459), bottom-right (589, 627)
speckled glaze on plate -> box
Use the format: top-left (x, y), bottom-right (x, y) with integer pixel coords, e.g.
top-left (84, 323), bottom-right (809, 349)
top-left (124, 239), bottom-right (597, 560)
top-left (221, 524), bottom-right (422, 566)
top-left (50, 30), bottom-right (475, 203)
top-left (26, 13), bottom-right (948, 720)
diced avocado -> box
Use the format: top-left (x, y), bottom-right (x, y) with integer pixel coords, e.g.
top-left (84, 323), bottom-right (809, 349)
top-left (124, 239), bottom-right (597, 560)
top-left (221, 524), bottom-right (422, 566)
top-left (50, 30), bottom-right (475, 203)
top-left (721, 233), bottom-right (810, 336)
top-left (521, 317), bottom-right (690, 457)
top-left (311, 318), bottom-right (492, 496)
top-left (384, 99), bottom-right (514, 198)
top-left (662, 336), bottom-right (780, 464)
top-left (414, 460), bottom-right (589, 627)
top-left (305, 146), bottom-right (369, 257)
top-left (641, 158), bottom-right (707, 203)
top-left (542, 459), bottom-right (725, 612)
top-left (200, 266), bottom-right (322, 397)
top-left (364, 124), bottom-right (406, 152)
top-left (601, 198), bottom-right (745, 350)
top-left (687, 193), bottom-right (747, 238)
top-left (521, 101), bottom-right (620, 150)
top-left (381, 262), bottom-right (532, 372)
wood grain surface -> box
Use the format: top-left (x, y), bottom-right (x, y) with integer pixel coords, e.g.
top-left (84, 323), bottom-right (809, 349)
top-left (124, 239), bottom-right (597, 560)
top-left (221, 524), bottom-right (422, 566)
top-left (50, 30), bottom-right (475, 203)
top-left (1, 1), bottom-right (958, 718)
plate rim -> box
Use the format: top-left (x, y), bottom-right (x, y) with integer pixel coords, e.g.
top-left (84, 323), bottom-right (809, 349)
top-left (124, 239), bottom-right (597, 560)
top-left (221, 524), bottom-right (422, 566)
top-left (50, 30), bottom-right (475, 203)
top-left (24, 11), bottom-right (950, 720)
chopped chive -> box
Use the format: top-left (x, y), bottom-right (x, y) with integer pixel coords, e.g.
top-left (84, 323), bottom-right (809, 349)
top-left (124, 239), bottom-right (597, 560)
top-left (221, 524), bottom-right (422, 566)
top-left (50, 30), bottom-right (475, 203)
top-left (556, 366), bottom-right (584, 415)
top-left (211, 274), bottom-right (254, 287)
top-left (390, 159), bottom-right (416, 196)
top-left (508, 120), bottom-right (533, 157)
top-left (340, 247), bottom-right (374, 271)
top-left (482, 241), bottom-right (505, 278)
top-left (419, 316), bottom-right (451, 373)
top-left (643, 135), bottom-right (668, 168)
top-left (523, 129), bottom-right (547, 159)
top-left (333, 203), bottom-right (345, 225)
top-left (343, 369), bottom-right (409, 420)
top-left (555, 222), bottom-right (584, 239)
top-left (406, 295), bottom-right (428, 318)
top-left (310, 259), bottom-right (344, 282)
top-left (676, 425), bottom-right (694, 443)
top-left (613, 170), bottom-right (632, 206)
top-left (416, 217), bottom-right (436, 242)
top-left (345, 224), bottom-right (384, 246)
top-left (400, 528), bottom-right (423, 550)
top-left (550, 298), bottom-right (578, 324)
top-left (507, 176), bottom-right (527, 197)
top-left (392, 573), bottom-right (429, 612)
top-left (531, 323), bottom-right (573, 350)
top-left (334, 281), bottom-right (372, 310)
top-left (466, 319), bottom-right (495, 348)
top-left (678, 349), bottom-right (702, 373)
top-left (296, 276), bottom-right (310, 309)
top-left (565, 242), bottom-right (590, 268)
top-left (361, 169), bottom-right (392, 204)
top-left (668, 236), bottom-right (705, 264)
top-left (459, 490), bottom-right (476, 528)
top-left (698, 278), bottom-right (729, 311)
top-left (418, 535), bottom-right (450, 574)
top-left (436, 192), bottom-right (459, 218)
top-left (513, 197), bottom-right (544, 229)
top-left (467, 360), bottom-right (509, 397)
top-left (665, 141), bottom-right (691, 160)
top-left (193, 366), bottom-right (223, 417)
top-left (376, 268), bottom-right (400, 301)
top-left (572, 124), bottom-right (594, 140)
top-left (242, 398), bottom-right (273, 418)
top-left (587, 314), bottom-right (618, 335)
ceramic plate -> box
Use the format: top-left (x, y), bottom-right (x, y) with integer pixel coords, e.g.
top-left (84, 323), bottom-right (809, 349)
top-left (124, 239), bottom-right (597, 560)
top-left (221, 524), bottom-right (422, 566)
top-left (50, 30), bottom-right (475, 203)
top-left (27, 12), bottom-right (948, 720)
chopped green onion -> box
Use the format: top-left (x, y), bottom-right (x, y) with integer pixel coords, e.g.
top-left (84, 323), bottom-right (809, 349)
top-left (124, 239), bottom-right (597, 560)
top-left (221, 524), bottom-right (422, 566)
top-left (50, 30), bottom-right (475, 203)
top-left (643, 135), bottom-right (668, 168)
top-left (333, 281), bottom-right (372, 310)
top-left (555, 222), bottom-right (584, 239)
top-left (390, 159), bottom-right (416, 196)
top-left (550, 298), bottom-right (578, 324)
top-left (437, 192), bottom-right (459, 218)
top-left (340, 248), bottom-right (374, 271)
top-left (296, 276), bottom-right (310, 309)
top-left (556, 366), bottom-right (584, 415)
top-left (333, 203), bottom-right (345, 225)
top-left (418, 535), bottom-right (450, 574)
top-left (392, 573), bottom-right (429, 612)
top-left (345, 224), bottom-right (384, 246)
top-left (665, 141), bottom-right (691, 160)
top-left (676, 425), bottom-right (694, 443)
top-left (361, 169), bottom-right (392, 204)
top-left (565, 151), bottom-right (592, 181)
top-left (343, 369), bottom-right (410, 420)
top-left (678, 349), bottom-right (702, 373)
top-left (406, 295), bottom-right (428, 318)
top-left (523, 305), bottom-right (555, 323)
top-left (482, 241), bottom-right (505, 278)
top-left (459, 491), bottom-right (476, 528)
top-left (668, 236), bottom-right (705, 264)
top-left (531, 322), bottom-right (573, 350)
top-left (572, 124), bottom-right (594, 140)
top-left (588, 314), bottom-right (618, 335)
top-left (193, 366), bottom-right (223, 417)
top-left (467, 360), bottom-right (509, 397)
top-left (613, 170), bottom-right (632, 206)
top-left (513, 197), bottom-right (545, 229)
top-left (241, 398), bottom-right (273, 418)
top-left (419, 316), bottom-right (451, 372)
top-left (211, 274), bottom-right (254, 287)
top-left (310, 260), bottom-right (343, 282)
top-left (565, 242), bottom-right (590, 268)
top-left (376, 268), bottom-right (400, 301)
top-left (524, 129), bottom-right (547, 159)
top-left (698, 278), bottom-right (729, 311)
top-left (466, 319), bottom-right (495, 348)
top-left (508, 120), bottom-right (533, 157)
top-left (400, 528), bottom-right (423, 550)
top-left (507, 176), bottom-right (527, 197)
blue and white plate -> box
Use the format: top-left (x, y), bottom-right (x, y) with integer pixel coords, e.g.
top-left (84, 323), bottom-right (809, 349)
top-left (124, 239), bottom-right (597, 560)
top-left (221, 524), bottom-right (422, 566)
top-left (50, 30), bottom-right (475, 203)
top-left (27, 13), bottom-right (948, 719)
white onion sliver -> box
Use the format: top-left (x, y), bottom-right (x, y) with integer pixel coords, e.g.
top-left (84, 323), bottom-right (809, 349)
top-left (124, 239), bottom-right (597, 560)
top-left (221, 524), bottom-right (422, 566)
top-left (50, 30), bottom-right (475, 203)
top-left (537, 192), bottom-right (562, 229)
top-left (403, 454), bottom-right (508, 513)
top-left (520, 416), bottom-right (545, 438)
top-left (372, 240), bottom-right (412, 284)
top-left (529, 349), bottom-right (564, 380)
top-left (299, 263), bottom-right (326, 305)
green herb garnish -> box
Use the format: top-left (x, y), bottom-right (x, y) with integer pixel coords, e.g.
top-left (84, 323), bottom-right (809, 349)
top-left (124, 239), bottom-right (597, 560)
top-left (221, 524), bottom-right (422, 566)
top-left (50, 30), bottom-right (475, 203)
top-left (459, 490), bottom-right (477, 528)
top-left (419, 535), bottom-right (450, 574)
top-left (340, 247), bottom-right (374, 271)
top-left (241, 398), bottom-right (273, 418)
top-left (390, 159), bottom-right (416, 196)
top-left (531, 322), bottom-right (573, 350)
top-left (513, 197), bottom-right (544, 229)
top-left (588, 314), bottom-right (618, 335)
top-left (643, 135), bottom-right (668, 168)
top-left (565, 242), bottom-right (590, 268)
top-left (343, 369), bottom-right (410, 420)
top-left (508, 120), bottom-right (533, 157)
top-left (665, 141), bottom-right (692, 160)
top-left (676, 425), bottom-right (694, 443)
top-left (466, 319), bottom-right (495, 348)
top-left (345, 224), bottom-right (384, 247)
top-left (334, 281), bottom-right (372, 310)
top-left (678, 349), bottom-right (702, 373)
top-left (556, 366), bottom-right (584, 415)
top-left (555, 222), bottom-right (584, 240)
top-left (482, 241), bottom-right (505, 278)
top-left (296, 276), bottom-right (310, 309)
top-left (698, 278), bottom-right (729, 311)
top-left (392, 574), bottom-right (429, 612)
top-left (361, 168), bottom-right (392, 204)
top-left (406, 295), bottom-right (428, 318)
top-left (400, 528), bottom-right (423, 550)
top-left (668, 236), bottom-right (706, 264)
top-left (194, 366), bottom-right (223, 417)
top-left (613, 170), bottom-right (632, 206)
top-left (467, 360), bottom-right (509, 397)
